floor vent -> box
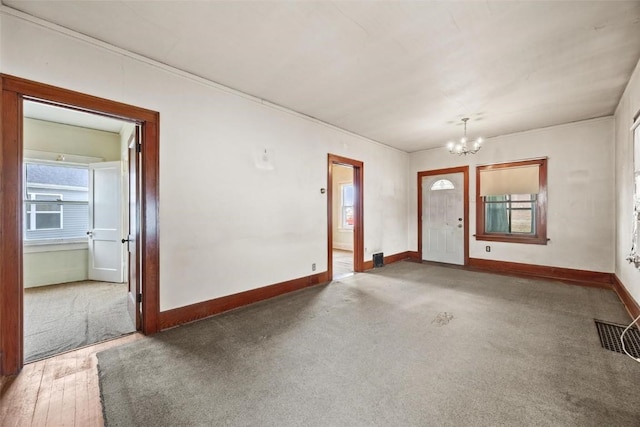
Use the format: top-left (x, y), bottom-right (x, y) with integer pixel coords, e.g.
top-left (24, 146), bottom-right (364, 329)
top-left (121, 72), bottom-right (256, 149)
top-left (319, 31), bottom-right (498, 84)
top-left (594, 319), bottom-right (640, 358)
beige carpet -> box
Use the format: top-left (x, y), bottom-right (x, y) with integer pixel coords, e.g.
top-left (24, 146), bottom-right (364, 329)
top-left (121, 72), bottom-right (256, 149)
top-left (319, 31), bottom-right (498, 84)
top-left (98, 262), bottom-right (640, 426)
top-left (24, 281), bottom-right (136, 363)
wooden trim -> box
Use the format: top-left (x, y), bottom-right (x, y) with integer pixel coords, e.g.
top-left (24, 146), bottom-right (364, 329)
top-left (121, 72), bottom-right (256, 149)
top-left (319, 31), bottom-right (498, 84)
top-left (1, 86), bottom-right (24, 375)
top-left (468, 258), bottom-right (613, 288)
top-left (159, 271), bottom-right (330, 330)
top-left (328, 154), bottom-right (364, 279)
top-left (475, 158), bottom-right (548, 245)
top-left (327, 157), bottom-right (333, 279)
top-left (612, 275), bottom-right (640, 319)
top-left (362, 251), bottom-right (413, 270)
top-left (417, 166), bottom-right (469, 265)
top-left (1, 75), bottom-right (158, 123)
top-left (140, 119), bottom-right (160, 335)
top-left (0, 75), bottom-right (160, 375)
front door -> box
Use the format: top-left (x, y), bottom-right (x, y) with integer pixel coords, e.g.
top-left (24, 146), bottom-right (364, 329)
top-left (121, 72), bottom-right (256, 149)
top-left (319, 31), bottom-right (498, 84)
top-left (422, 172), bottom-right (464, 265)
top-left (88, 161), bottom-right (123, 282)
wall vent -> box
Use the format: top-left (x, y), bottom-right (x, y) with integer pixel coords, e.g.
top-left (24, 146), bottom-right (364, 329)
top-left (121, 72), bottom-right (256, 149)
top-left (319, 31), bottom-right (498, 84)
top-left (373, 252), bottom-right (384, 268)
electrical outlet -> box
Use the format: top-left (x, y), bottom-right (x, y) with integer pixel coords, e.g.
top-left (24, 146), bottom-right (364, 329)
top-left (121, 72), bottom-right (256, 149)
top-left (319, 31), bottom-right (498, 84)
top-left (485, 246), bottom-right (491, 252)
top-left (312, 263), bottom-right (316, 271)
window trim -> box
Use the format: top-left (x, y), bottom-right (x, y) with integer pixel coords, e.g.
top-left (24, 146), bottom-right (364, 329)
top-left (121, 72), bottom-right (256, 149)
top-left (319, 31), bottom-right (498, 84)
top-left (475, 158), bottom-right (548, 245)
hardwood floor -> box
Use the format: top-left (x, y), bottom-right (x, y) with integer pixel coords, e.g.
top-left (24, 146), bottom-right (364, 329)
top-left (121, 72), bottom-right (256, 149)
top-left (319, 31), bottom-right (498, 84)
top-left (333, 249), bottom-right (354, 278)
top-left (0, 333), bottom-right (143, 427)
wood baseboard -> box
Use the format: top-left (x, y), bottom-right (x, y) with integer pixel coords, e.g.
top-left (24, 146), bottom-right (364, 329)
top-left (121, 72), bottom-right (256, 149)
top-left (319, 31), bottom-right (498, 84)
top-left (612, 275), bottom-right (640, 319)
top-left (362, 251), bottom-right (414, 270)
top-left (467, 258), bottom-right (613, 289)
top-left (159, 271), bottom-right (330, 330)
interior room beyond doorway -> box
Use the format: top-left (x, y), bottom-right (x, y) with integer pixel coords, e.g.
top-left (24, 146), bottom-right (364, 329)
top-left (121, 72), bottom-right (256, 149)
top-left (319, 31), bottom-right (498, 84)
top-left (332, 164), bottom-right (354, 279)
top-left (22, 100), bottom-right (136, 362)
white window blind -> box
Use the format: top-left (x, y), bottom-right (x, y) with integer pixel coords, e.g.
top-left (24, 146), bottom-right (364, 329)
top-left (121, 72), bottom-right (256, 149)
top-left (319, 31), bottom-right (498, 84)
top-left (479, 164), bottom-right (540, 196)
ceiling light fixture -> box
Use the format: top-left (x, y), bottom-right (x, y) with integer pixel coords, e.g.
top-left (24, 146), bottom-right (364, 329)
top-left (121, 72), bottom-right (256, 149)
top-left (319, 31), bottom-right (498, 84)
top-left (446, 118), bottom-right (483, 155)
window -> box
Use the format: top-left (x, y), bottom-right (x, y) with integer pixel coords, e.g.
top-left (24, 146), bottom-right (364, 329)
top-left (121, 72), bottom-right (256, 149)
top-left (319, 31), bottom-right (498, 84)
top-left (484, 194), bottom-right (536, 234)
top-left (26, 193), bottom-right (63, 230)
top-left (341, 183), bottom-right (354, 229)
top-left (476, 158), bottom-right (547, 244)
top-left (430, 179), bottom-right (455, 191)
top-left (24, 162), bottom-right (89, 242)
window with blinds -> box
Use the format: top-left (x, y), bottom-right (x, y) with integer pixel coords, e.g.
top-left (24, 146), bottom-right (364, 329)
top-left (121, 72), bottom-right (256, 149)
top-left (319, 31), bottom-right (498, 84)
top-left (476, 158), bottom-right (548, 244)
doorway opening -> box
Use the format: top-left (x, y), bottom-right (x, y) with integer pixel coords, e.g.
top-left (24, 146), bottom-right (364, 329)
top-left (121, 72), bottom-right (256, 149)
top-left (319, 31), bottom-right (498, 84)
top-left (1, 74), bottom-right (160, 375)
top-left (327, 154), bottom-right (364, 279)
top-left (22, 100), bottom-right (137, 362)
top-left (417, 166), bottom-right (469, 266)
top-left (331, 164), bottom-right (355, 278)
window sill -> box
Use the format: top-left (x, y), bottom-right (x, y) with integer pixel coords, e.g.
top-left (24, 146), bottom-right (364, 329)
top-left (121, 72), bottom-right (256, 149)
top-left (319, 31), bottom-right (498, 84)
top-left (24, 239), bottom-right (89, 253)
top-left (475, 234), bottom-right (548, 245)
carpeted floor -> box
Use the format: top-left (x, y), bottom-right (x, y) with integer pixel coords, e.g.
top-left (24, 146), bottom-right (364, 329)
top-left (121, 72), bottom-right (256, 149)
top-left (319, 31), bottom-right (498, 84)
top-left (24, 280), bottom-right (136, 363)
top-left (98, 262), bottom-right (640, 426)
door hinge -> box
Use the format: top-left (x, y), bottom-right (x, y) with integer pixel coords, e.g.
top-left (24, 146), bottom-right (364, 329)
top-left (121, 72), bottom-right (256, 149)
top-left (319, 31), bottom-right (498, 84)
top-left (137, 142), bottom-right (142, 153)
top-left (137, 293), bottom-right (142, 303)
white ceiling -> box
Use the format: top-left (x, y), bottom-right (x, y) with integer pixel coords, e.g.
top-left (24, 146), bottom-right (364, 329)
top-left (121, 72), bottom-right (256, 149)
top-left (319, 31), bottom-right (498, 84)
top-left (24, 101), bottom-right (127, 134)
top-left (5, 1), bottom-right (640, 152)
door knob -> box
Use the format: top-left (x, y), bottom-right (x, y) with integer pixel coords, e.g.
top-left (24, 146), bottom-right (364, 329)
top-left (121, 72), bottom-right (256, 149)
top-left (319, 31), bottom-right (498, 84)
top-left (458, 218), bottom-right (463, 221)
top-left (457, 224), bottom-right (463, 228)
top-left (121, 238), bottom-right (131, 244)
top-left (86, 231), bottom-right (93, 237)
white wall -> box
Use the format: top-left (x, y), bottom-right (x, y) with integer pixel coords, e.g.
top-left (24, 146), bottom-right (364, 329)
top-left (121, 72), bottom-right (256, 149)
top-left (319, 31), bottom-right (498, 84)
top-left (409, 117), bottom-right (615, 273)
top-left (24, 244), bottom-right (88, 288)
top-left (23, 118), bottom-right (121, 288)
top-left (614, 58), bottom-right (640, 305)
top-left (332, 165), bottom-right (353, 251)
top-left (24, 118), bottom-right (121, 161)
top-left (0, 11), bottom-right (409, 311)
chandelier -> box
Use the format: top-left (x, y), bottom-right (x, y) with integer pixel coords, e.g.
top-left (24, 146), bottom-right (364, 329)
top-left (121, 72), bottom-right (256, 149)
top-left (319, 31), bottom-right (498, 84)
top-left (446, 118), bottom-right (483, 155)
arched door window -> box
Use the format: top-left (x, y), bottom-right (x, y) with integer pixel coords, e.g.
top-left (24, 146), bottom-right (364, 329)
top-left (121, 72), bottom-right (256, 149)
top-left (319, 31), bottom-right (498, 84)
top-left (430, 179), bottom-right (455, 191)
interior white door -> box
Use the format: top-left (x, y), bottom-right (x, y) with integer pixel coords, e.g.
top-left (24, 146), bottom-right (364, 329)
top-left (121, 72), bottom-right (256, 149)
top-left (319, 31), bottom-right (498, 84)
top-left (88, 161), bottom-right (123, 282)
top-left (422, 172), bottom-right (464, 265)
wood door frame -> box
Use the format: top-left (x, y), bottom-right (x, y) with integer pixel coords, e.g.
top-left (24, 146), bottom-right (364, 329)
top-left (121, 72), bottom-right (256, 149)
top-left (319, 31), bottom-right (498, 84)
top-left (417, 166), bottom-right (469, 265)
top-left (0, 74), bottom-right (160, 375)
top-left (327, 154), bottom-right (364, 278)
